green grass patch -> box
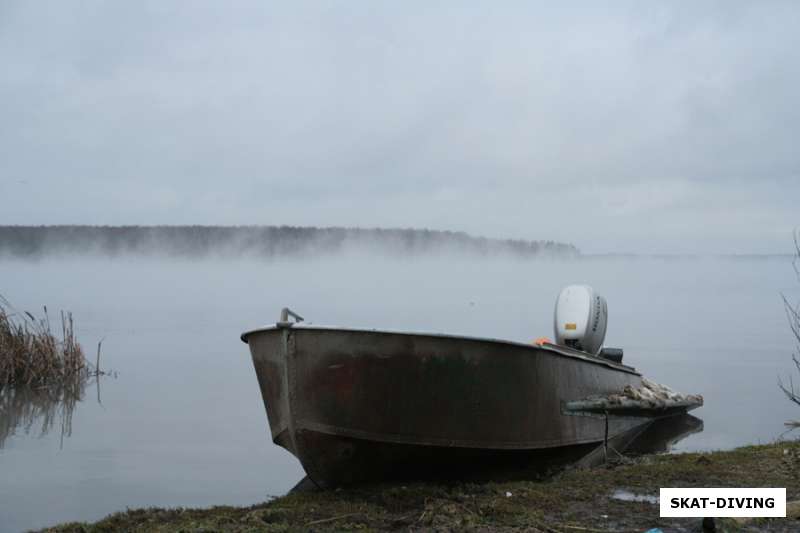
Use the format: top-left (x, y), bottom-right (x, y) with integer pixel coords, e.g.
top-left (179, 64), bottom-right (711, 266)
top-left (40, 440), bottom-right (800, 532)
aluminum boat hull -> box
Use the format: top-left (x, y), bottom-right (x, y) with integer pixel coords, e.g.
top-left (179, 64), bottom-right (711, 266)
top-left (242, 325), bottom-right (653, 487)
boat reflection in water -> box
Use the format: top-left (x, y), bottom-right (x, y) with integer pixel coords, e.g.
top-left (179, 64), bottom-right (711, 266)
top-left (623, 413), bottom-right (704, 455)
top-left (573, 412), bottom-right (703, 469)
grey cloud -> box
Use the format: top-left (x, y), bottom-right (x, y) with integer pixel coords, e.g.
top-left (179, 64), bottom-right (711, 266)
top-left (1, 1), bottom-right (798, 253)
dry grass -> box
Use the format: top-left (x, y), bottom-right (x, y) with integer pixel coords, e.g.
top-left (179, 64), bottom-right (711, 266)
top-left (0, 295), bottom-right (97, 388)
top-left (40, 440), bottom-right (800, 532)
top-left (0, 296), bottom-right (104, 449)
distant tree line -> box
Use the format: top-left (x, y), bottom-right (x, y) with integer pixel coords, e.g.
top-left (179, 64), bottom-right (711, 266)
top-left (0, 225), bottom-right (579, 259)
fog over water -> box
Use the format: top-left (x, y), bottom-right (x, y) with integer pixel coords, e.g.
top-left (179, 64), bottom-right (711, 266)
top-left (0, 251), bottom-right (797, 532)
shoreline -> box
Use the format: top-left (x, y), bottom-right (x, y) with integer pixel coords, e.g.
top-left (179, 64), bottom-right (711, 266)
top-left (41, 440), bottom-right (800, 532)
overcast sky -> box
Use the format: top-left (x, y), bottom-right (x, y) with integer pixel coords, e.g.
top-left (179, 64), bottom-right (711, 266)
top-left (1, 1), bottom-right (798, 254)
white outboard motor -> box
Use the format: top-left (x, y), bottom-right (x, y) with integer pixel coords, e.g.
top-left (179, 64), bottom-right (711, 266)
top-left (554, 285), bottom-right (608, 355)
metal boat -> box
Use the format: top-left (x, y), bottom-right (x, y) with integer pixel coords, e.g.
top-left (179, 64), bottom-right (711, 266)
top-left (241, 296), bottom-right (701, 487)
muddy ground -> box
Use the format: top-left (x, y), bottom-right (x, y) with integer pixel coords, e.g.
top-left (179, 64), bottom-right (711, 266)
top-left (42, 440), bottom-right (800, 532)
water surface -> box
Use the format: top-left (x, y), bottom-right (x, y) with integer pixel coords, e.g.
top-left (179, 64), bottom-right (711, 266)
top-left (0, 253), bottom-right (797, 532)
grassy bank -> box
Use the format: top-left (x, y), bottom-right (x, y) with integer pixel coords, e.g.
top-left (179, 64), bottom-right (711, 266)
top-left (43, 440), bottom-right (799, 532)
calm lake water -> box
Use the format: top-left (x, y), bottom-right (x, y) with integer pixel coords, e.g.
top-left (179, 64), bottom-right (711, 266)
top-left (1, 253), bottom-right (798, 532)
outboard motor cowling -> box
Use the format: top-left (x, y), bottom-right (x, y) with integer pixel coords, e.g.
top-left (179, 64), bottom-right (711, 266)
top-left (554, 285), bottom-right (607, 355)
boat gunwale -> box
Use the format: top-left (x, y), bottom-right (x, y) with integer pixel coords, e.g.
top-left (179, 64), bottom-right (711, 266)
top-left (241, 324), bottom-right (640, 376)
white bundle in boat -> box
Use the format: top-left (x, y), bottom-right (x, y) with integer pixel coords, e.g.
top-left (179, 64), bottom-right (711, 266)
top-left (565, 378), bottom-right (703, 414)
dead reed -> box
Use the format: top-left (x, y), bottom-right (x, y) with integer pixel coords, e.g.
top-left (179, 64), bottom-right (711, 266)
top-left (0, 295), bottom-right (99, 388)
